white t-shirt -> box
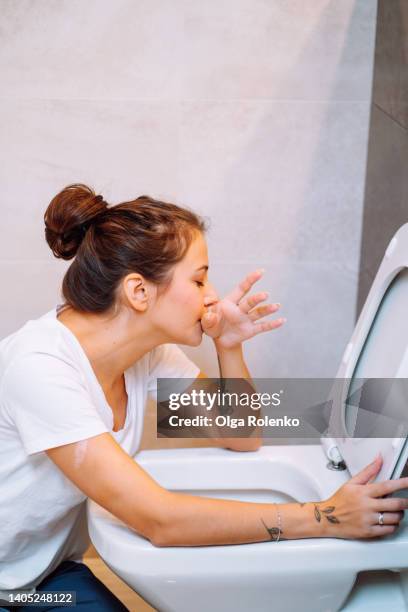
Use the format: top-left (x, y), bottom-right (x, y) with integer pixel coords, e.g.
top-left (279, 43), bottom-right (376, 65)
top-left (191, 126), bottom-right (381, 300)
top-left (0, 305), bottom-right (200, 593)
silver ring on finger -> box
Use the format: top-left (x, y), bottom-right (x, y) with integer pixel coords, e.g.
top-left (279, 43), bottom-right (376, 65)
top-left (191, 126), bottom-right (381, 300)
top-left (378, 512), bottom-right (384, 526)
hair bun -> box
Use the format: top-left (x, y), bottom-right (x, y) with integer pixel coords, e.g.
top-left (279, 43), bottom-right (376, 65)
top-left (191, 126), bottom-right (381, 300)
top-left (44, 183), bottom-right (108, 260)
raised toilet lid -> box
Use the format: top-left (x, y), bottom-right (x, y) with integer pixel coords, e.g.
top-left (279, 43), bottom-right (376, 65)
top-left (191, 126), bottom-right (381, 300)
top-left (332, 265), bottom-right (408, 480)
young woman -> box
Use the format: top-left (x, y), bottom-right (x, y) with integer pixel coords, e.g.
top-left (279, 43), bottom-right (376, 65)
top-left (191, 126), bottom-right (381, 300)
top-left (0, 184), bottom-right (407, 611)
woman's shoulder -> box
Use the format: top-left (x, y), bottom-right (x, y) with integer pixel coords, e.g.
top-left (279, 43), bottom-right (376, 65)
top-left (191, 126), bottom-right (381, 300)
top-left (0, 315), bottom-right (80, 388)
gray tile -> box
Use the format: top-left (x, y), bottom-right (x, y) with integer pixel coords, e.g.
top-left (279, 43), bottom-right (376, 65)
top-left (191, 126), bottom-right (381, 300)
top-left (372, 0), bottom-right (408, 129)
top-left (357, 105), bottom-right (408, 316)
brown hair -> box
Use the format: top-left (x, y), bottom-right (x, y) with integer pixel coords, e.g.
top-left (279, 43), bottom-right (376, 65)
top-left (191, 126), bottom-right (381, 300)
top-left (44, 184), bottom-right (209, 313)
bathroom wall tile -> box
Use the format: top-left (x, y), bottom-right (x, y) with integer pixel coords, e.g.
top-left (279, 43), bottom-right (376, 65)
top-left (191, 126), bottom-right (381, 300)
top-left (0, 259), bottom-right (70, 340)
top-left (180, 0), bottom-right (377, 101)
top-left (179, 100), bottom-right (370, 269)
top-left (357, 106), bottom-right (408, 316)
top-left (0, 0), bottom-right (182, 100)
top-left (0, 99), bottom-right (180, 260)
top-left (0, 0), bottom-right (377, 103)
top-left (0, 1), bottom-right (376, 382)
top-left (372, 0), bottom-right (408, 129)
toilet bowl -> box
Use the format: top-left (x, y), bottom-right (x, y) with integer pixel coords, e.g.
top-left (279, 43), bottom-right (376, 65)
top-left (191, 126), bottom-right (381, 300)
top-left (87, 223), bottom-right (408, 612)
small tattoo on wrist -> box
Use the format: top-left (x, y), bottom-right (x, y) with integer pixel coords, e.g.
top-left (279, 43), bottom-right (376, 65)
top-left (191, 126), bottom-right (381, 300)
top-left (261, 518), bottom-right (284, 541)
top-left (313, 504), bottom-right (340, 524)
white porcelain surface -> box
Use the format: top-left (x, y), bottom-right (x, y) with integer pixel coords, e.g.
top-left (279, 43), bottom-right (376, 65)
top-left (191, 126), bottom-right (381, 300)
top-left (87, 446), bottom-right (408, 612)
top-left (331, 223), bottom-right (408, 480)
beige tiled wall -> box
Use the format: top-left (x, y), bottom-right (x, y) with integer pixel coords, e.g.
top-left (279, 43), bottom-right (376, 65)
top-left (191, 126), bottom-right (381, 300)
top-left (1, 0), bottom-right (378, 379)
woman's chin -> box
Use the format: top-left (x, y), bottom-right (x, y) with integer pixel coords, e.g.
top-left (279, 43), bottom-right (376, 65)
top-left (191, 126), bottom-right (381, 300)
top-left (191, 322), bottom-right (203, 345)
top-left (175, 324), bottom-right (203, 347)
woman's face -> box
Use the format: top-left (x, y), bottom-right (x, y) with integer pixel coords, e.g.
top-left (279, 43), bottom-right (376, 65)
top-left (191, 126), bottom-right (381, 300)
top-left (152, 232), bottom-right (216, 346)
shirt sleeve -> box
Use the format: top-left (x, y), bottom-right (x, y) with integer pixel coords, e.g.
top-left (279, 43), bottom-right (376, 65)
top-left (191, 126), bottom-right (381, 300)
top-left (1, 353), bottom-right (110, 456)
top-left (147, 343), bottom-right (200, 402)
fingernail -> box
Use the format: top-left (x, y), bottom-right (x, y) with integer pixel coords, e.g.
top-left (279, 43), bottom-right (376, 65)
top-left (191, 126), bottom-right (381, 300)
top-left (258, 268), bottom-right (265, 275)
top-left (281, 317), bottom-right (287, 323)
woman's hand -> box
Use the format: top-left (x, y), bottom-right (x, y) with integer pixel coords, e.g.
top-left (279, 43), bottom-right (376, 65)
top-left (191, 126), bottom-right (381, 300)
top-left (200, 269), bottom-right (286, 350)
top-left (318, 454), bottom-right (408, 539)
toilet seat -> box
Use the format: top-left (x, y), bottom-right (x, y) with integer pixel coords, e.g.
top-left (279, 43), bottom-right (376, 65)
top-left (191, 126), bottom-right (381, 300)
top-left (325, 223), bottom-right (408, 482)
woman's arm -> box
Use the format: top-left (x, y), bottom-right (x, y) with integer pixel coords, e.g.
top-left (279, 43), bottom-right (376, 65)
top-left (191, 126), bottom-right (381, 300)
top-left (46, 435), bottom-right (408, 548)
top-left (45, 432), bottom-right (321, 546)
top-left (208, 342), bottom-right (262, 452)
top-left (196, 269), bottom-right (284, 451)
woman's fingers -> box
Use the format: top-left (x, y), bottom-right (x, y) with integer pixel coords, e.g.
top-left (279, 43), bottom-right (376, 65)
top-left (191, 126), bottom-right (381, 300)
top-left (247, 300), bottom-right (286, 333)
top-left (253, 318), bottom-right (286, 335)
top-left (372, 496), bottom-right (408, 512)
top-left (235, 289), bottom-right (284, 329)
top-left (201, 304), bottom-right (222, 331)
top-left (224, 269), bottom-right (265, 305)
top-left (369, 477), bottom-right (408, 498)
top-left (368, 509), bottom-right (405, 537)
top-left (349, 455), bottom-right (382, 485)
top-left (247, 302), bottom-right (281, 322)
top-left (370, 525), bottom-right (397, 537)
top-left (239, 291), bottom-right (269, 314)
top-left (204, 294), bottom-right (219, 308)
top-left (370, 510), bottom-right (404, 525)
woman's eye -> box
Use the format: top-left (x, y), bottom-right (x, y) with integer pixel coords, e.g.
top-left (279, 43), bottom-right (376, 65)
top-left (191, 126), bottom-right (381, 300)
top-left (195, 281), bottom-right (205, 287)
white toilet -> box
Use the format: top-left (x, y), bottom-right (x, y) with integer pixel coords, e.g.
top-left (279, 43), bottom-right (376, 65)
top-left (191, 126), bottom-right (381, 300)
top-left (87, 223), bottom-right (408, 612)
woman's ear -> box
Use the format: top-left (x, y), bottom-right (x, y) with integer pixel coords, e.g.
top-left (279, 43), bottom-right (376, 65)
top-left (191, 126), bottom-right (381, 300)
top-left (123, 274), bottom-right (150, 312)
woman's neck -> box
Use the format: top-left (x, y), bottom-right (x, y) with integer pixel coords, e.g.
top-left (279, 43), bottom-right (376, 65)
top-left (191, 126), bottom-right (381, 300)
top-left (56, 305), bottom-right (163, 391)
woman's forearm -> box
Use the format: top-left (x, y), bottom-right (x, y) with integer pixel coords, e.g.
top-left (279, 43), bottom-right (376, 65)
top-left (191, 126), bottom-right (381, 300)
top-left (213, 341), bottom-right (262, 451)
top-left (153, 491), bottom-right (327, 547)
top-left (214, 341), bottom-right (249, 378)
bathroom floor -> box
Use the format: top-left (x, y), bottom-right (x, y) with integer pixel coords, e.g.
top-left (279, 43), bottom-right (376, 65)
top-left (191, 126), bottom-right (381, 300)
top-left (83, 545), bottom-right (154, 611)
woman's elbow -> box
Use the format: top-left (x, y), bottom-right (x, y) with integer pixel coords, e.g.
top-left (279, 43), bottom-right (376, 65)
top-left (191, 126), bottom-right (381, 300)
top-left (225, 437), bottom-right (263, 452)
top-left (149, 530), bottom-right (172, 547)
top-left (141, 491), bottom-right (180, 547)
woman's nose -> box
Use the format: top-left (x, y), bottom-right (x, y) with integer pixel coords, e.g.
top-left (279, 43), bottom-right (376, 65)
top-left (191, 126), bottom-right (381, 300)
top-left (204, 282), bottom-right (218, 306)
